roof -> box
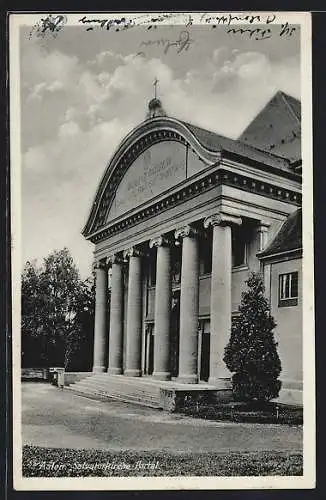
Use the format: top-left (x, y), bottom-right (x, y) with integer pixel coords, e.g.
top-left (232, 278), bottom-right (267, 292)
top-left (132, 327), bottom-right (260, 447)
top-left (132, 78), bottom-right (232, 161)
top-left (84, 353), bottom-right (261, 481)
top-left (239, 91), bottom-right (301, 164)
top-left (259, 208), bottom-right (302, 258)
top-left (181, 120), bottom-right (296, 174)
top-left (178, 90), bottom-right (301, 174)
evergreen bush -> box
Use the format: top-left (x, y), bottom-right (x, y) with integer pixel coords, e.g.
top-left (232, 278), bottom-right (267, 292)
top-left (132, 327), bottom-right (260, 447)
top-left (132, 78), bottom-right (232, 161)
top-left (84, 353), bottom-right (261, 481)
top-left (224, 272), bottom-right (281, 402)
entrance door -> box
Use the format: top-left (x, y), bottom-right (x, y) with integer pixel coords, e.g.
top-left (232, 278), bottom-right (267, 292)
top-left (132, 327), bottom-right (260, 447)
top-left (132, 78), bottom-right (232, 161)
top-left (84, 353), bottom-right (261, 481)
top-left (170, 290), bottom-right (180, 377)
top-left (200, 331), bottom-right (210, 382)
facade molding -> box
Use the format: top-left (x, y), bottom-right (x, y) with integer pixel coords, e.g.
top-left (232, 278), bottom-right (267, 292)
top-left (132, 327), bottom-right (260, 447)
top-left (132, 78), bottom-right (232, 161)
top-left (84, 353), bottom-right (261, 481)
top-left (258, 247), bottom-right (302, 262)
top-left (87, 167), bottom-right (302, 244)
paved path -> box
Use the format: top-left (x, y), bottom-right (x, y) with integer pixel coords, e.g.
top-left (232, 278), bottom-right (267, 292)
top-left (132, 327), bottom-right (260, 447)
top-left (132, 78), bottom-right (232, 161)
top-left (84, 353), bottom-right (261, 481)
top-left (22, 383), bottom-right (302, 453)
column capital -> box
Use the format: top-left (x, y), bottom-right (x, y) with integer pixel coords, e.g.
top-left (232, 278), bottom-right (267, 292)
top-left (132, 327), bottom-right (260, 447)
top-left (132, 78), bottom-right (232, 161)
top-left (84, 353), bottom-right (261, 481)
top-left (204, 212), bottom-right (242, 229)
top-left (257, 221), bottom-right (270, 233)
top-left (123, 246), bottom-right (144, 260)
top-left (149, 235), bottom-right (173, 249)
top-left (93, 259), bottom-right (107, 271)
top-left (175, 225), bottom-right (199, 241)
top-left (106, 253), bottom-right (124, 266)
top-left (257, 221), bottom-right (270, 252)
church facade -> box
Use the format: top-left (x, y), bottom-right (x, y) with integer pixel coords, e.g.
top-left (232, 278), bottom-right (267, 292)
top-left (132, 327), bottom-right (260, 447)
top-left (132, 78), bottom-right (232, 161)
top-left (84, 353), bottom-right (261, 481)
top-left (82, 91), bottom-right (303, 405)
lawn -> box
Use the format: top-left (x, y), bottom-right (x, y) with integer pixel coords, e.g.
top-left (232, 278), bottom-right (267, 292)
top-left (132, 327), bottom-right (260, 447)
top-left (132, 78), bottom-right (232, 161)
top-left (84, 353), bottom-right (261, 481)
top-left (181, 401), bottom-right (303, 425)
top-left (22, 445), bottom-right (303, 477)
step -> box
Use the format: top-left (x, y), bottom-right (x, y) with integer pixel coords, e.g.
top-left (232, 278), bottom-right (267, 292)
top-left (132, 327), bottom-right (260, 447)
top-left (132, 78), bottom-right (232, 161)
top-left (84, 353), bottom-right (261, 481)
top-left (72, 379), bottom-right (160, 399)
top-left (75, 379), bottom-right (160, 394)
top-left (66, 386), bottom-right (161, 409)
top-left (90, 374), bottom-right (168, 388)
top-left (69, 378), bottom-right (161, 399)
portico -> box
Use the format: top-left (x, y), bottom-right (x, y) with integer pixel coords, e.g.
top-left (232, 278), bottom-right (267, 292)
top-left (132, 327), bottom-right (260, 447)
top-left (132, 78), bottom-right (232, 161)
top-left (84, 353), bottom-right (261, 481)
top-left (91, 210), bottom-right (275, 388)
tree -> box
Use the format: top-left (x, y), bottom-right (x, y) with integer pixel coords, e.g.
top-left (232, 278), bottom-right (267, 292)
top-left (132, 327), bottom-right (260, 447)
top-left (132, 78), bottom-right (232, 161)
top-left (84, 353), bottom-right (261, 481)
top-left (64, 276), bottom-right (95, 371)
top-left (21, 260), bottom-right (45, 367)
top-left (21, 248), bottom-right (95, 370)
top-left (223, 272), bottom-right (282, 403)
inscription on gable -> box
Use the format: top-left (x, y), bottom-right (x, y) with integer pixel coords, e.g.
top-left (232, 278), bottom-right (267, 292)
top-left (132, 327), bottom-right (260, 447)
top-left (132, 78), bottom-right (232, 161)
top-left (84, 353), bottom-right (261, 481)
top-left (107, 141), bottom-right (187, 221)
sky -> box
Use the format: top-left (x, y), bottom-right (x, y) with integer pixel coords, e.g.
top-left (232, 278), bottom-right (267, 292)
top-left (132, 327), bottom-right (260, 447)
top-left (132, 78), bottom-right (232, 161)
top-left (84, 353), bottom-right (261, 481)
top-left (19, 18), bottom-right (301, 278)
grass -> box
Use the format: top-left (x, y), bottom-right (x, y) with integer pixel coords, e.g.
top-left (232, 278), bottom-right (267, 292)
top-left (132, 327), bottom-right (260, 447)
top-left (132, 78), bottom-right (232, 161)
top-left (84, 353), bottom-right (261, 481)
top-left (180, 401), bottom-right (303, 425)
top-left (22, 445), bottom-right (303, 477)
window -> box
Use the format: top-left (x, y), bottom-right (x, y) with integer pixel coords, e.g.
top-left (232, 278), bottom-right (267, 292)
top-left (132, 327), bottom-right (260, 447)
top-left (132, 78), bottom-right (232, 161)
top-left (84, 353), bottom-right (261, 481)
top-left (278, 272), bottom-right (299, 307)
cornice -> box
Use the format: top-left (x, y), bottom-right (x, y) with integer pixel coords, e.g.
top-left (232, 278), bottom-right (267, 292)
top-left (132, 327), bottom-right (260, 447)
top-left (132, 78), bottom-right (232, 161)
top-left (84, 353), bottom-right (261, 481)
top-left (87, 167), bottom-right (302, 244)
top-left (258, 247), bottom-right (303, 262)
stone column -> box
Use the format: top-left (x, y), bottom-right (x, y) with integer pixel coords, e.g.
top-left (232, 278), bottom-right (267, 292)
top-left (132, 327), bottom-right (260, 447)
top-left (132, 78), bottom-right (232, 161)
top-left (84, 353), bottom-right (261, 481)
top-left (107, 254), bottom-right (124, 375)
top-left (175, 225), bottom-right (200, 384)
top-left (149, 236), bottom-right (172, 381)
top-left (257, 222), bottom-right (270, 273)
top-left (123, 247), bottom-right (143, 377)
top-left (92, 261), bottom-right (108, 373)
top-left (257, 222), bottom-right (270, 252)
top-left (204, 212), bottom-right (242, 387)
top-left (257, 221), bottom-right (271, 298)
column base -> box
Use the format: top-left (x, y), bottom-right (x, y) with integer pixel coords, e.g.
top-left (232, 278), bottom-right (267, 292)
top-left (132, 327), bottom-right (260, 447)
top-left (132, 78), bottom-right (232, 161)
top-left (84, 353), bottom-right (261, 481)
top-left (152, 371), bottom-right (171, 381)
top-left (124, 369), bottom-right (142, 377)
top-left (92, 366), bottom-right (107, 373)
top-left (107, 367), bottom-right (123, 375)
top-left (177, 374), bottom-right (199, 384)
top-left (208, 377), bottom-right (232, 389)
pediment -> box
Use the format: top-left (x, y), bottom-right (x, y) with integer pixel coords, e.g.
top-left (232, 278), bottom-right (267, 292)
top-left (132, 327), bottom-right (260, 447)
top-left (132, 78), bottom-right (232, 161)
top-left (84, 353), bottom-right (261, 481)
top-left (83, 118), bottom-right (219, 239)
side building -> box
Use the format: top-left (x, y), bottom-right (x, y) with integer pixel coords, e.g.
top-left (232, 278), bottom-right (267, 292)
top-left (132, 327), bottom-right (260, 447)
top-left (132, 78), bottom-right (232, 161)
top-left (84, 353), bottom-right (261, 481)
top-left (81, 91), bottom-right (303, 405)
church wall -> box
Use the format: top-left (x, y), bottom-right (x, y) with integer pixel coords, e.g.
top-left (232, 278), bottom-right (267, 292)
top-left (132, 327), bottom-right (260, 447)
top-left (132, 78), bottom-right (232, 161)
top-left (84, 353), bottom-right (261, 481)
top-left (146, 286), bottom-right (155, 321)
top-left (199, 276), bottom-right (211, 316)
top-left (270, 258), bottom-right (302, 386)
top-left (231, 268), bottom-right (250, 312)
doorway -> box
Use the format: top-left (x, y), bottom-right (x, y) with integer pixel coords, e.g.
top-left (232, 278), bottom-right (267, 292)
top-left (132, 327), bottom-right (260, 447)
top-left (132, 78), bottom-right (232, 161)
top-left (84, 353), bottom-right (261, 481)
top-left (144, 324), bottom-right (154, 375)
top-left (170, 290), bottom-right (180, 377)
top-left (200, 331), bottom-right (210, 382)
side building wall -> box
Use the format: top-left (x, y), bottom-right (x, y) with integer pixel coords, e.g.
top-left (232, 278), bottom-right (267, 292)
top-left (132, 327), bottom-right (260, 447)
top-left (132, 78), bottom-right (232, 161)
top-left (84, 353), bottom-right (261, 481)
top-left (268, 257), bottom-right (303, 405)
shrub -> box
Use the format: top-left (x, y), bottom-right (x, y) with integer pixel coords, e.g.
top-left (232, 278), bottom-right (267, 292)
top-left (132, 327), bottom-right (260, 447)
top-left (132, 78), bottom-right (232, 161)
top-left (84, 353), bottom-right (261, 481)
top-left (223, 272), bottom-right (281, 402)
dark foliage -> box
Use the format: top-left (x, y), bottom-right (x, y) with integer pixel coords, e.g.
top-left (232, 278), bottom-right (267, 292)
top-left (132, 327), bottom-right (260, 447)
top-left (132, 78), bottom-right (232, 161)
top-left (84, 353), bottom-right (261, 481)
top-left (224, 273), bottom-right (282, 402)
top-left (21, 248), bottom-right (95, 370)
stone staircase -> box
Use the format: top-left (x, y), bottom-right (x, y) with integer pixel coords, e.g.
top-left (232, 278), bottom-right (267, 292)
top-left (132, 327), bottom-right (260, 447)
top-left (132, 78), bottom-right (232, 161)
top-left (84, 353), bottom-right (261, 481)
top-left (66, 374), bottom-right (163, 409)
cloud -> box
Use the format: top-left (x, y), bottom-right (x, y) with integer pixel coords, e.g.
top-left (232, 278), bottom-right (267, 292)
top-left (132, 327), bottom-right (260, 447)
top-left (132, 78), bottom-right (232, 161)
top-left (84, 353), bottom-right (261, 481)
top-left (21, 40), bottom-right (301, 277)
top-left (58, 120), bottom-right (81, 138)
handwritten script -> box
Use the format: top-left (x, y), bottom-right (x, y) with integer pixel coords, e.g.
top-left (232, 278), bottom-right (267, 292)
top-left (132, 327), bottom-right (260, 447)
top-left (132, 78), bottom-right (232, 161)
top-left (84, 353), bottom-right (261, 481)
top-left (139, 30), bottom-right (194, 55)
top-left (29, 12), bottom-right (297, 42)
top-left (29, 14), bottom-right (67, 39)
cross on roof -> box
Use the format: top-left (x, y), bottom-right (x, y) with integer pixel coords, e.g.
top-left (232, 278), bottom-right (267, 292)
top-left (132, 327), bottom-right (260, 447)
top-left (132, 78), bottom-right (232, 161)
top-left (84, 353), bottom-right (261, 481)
top-left (153, 77), bottom-right (159, 99)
